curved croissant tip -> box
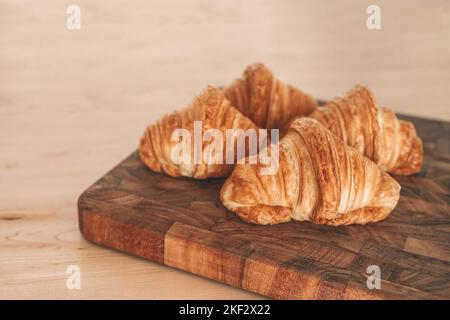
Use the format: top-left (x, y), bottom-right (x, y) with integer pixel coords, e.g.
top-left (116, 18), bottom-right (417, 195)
top-left (220, 175), bottom-right (257, 207)
top-left (220, 172), bottom-right (292, 225)
top-left (139, 130), bottom-right (159, 172)
top-left (386, 120), bottom-right (424, 176)
top-left (377, 171), bottom-right (401, 213)
top-left (139, 130), bottom-right (149, 157)
top-left (385, 170), bottom-right (402, 194)
top-left (389, 136), bottom-right (424, 175)
top-left (233, 204), bottom-right (292, 225)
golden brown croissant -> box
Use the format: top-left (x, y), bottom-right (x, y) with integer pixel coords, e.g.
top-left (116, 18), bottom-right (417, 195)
top-left (224, 63), bottom-right (317, 130)
top-left (220, 118), bottom-right (401, 226)
top-left (139, 86), bottom-right (260, 179)
top-left (310, 85), bottom-right (423, 176)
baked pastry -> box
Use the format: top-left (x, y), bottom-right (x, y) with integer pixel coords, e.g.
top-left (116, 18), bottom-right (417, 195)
top-left (220, 118), bottom-right (401, 226)
top-left (224, 63), bottom-right (317, 129)
top-left (310, 85), bottom-right (423, 175)
top-left (140, 86), bottom-right (260, 179)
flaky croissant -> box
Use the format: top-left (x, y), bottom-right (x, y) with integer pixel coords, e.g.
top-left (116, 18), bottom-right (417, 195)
top-left (224, 63), bottom-right (317, 130)
top-left (139, 86), bottom-right (259, 179)
top-left (220, 118), bottom-right (401, 226)
top-left (310, 85), bottom-right (423, 175)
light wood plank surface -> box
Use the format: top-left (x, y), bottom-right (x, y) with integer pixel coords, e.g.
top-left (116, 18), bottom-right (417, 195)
top-left (1, 0), bottom-right (449, 299)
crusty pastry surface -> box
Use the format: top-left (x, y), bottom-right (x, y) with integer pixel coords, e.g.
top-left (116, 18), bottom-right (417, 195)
top-left (310, 85), bottom-right (423, 175)
top-left (220, 118), bottom-right (401, 226)
top-left (224, 63), bottom-right (317, 130)
top-left (139, 86), bottom-right (259, 179)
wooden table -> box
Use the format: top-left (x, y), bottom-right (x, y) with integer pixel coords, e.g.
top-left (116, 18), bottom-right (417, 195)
top-left (1, 0), bottom-right (449, 299)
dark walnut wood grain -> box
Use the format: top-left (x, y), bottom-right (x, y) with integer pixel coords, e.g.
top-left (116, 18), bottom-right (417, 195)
top-left (78, 115), bottom-right (450, 299)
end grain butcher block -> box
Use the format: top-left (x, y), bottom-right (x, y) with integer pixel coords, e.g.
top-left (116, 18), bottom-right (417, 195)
top-left (78, 115), bottom-right (450, 299)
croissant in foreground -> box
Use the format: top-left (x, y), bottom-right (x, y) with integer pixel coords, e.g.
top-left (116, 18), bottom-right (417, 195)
top-left (220, 118), bottom-right (401, 226)
top-left (310, 85), bottom-right (423, 175)
top-left (139, 86), bottom-right (259, 179)
top-left (224, 63), bottom-right (317, 130)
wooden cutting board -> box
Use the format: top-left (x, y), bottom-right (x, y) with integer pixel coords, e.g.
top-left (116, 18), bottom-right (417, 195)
top-left (78, 115), bottom-right (450, 299)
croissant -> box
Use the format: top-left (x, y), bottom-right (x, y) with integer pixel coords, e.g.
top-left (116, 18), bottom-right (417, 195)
top-left (139, 86), bottom-right (260, 179)
top-left (220, 118), bottom-right (401, 226)
top-left (310, 85), bottom-right (423, 175)
top-left (224, 63), bottom-right (317, 130)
